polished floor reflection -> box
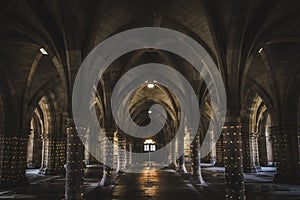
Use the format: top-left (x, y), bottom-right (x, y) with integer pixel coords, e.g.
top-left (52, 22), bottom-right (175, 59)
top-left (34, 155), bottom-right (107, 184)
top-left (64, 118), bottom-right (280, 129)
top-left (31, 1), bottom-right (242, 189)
top-left (0, 166), bottom-right (300, 199)
top-left (87, 165), bottom-right (205, 200)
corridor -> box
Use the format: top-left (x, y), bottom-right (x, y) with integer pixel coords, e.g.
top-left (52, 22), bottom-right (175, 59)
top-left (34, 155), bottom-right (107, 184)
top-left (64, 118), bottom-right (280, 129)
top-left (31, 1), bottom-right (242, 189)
top-left (0, 166), bottom-right (300, 199)
top-left (87, 166), bottom-right (206, 200)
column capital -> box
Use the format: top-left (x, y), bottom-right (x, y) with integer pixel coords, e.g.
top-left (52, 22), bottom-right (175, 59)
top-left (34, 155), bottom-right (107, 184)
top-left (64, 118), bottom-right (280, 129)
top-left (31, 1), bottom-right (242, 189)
top-left (225, 115), bottom-right (241, 123)
top-left (4, 127), bottom-right (31, 137)
top-left (222, 122), bottom-right (242, 130)
top-left (101, 127), bottom-right (115, 132)
top-left (66, 118), bottom-right (75, 127)
top-left (270, 126), bottom-right (298, 132)
top-left (249, 132), bottom-right (259, 138)
top-left (41, 133), bottom-right (49, 140)
top-left (66, 118), bottom-right (87, 129)
top-left (185, 126), bottom-right (198, 134)
top-left (101, 128), bottom-right (116, 136)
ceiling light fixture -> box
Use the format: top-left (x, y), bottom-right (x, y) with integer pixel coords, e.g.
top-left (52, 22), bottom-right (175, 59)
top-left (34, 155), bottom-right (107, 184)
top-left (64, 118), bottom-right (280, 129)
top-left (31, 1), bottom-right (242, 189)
top-left (147, 83), bottom-right (155, 88)
top-left (144, 139), bottom-right (155, 144)
top-left (258, 48), bottom-right (263, 54)
top-left (148, 110), bottom-right (152, 114)
top-left (146, 80), bottom-right (156, 89)
top-left (40, 47), bottom-right (48, 55)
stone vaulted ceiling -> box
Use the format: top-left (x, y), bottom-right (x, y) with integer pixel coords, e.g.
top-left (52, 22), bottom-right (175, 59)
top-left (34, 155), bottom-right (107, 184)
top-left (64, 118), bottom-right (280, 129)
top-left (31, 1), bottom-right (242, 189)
top-left (0, 0), bottom-right (299, 134)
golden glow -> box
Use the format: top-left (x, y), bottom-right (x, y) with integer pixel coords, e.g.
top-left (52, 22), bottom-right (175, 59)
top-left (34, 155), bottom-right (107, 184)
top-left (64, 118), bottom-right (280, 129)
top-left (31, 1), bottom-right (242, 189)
top-left (138, 167), bottom-right (159, 197)
top-left (147, 83), bottom-right (155, 88)
top-left (144, 139), bottom-right (155, 144)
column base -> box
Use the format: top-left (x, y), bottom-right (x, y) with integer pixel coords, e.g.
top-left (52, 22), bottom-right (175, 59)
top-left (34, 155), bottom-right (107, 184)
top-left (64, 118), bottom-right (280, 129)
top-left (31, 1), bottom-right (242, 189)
top-left (169, 162), bottom-right (178, 170)
top-left (39, 168), bottom-right (65, 175)
top-left (176, 165), bottom-right (187, 174)
top-left (64, 192), bottom-right (85, 200)
top-left (99, 174), bottom-right (116, 186)
top-left (0, 177), bottom-right (29, 188)
top-left (116, 169), bottom-right (126, 174)
top-left (274, 173), bottom-right (300, 184)
top-left (189, 175), bottom-right (206, 185)
top-left (215, 161), bottom-right (224, 167)
top-left (244, 165), bottom-right (262, 173)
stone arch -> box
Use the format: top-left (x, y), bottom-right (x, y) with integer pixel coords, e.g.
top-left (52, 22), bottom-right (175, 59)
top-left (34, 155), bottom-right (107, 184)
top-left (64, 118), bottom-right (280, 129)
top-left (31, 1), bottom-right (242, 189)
top-left (242, 88), bottom-right (275, 172)
top-left (26, 95), bottom-right (54, 170)
top-left (26, 110), bottom-right (43, 168)
top-left (257, 112), bottom-right (274, 167)
top-left (25, 90), bottom-right (65, 175)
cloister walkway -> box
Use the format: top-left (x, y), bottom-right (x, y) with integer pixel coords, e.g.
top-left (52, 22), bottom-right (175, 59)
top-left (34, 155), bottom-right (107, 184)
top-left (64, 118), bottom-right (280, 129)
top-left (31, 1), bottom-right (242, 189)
top-left (87, 166), bottom-right (206, 200)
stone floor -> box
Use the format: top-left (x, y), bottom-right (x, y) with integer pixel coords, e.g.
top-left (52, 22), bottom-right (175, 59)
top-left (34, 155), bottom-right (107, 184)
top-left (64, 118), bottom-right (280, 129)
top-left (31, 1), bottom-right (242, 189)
top-left (87, 166), bottom-right (205, 200)
top-left (0, 165), bottom-right (299, 199)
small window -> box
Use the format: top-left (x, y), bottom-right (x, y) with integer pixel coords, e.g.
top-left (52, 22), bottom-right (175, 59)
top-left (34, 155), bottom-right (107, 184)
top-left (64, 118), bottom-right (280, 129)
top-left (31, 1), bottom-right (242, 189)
top-left (144, 144), bottom-right (149, 152)
top-left (150, 144), bottom-right (156, 151)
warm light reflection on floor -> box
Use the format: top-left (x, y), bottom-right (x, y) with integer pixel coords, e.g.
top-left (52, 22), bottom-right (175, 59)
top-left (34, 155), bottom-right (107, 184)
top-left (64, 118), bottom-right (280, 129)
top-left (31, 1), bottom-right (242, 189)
top-left (138, 163), bottom-right (159, 197)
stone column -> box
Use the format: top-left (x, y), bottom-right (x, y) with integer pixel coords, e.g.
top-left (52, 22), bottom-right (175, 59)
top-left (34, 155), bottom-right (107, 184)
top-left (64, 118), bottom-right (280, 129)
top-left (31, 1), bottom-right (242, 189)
top-left (297, 127), bottom-right (300, 175)
top-left (189, 129), bottom-right (205, 184)
top-left (32, 134), bottom-right (42, 168)
top-left (65, 119), bottom-right (84, 200)
top-left (242, 132), bottom-right (260, 173)
top-left (0, 133), bottom-right (29, 188)
top-left (17, 135), bottom-right (29, 185)
top-left (215, 134), bottom-right (224, 166)
top-left (271, 126), bottom-right (300, 184)
top-left (223, 123), bottom-right (246, 200)
top-left (169, 139), bottom-right (178, 169)
top-left (116, 130), bottom-right (126, 173)
top-left (250, 134), bottom-right (261, 171)
top-left (100, 128), bottom-right (116, 186)
top-left (258, 135), bottom-right (268, 166)
top-left (39, 134), bottom-right (49, 174)
top-left (200, 131), bottom-right (216, 165)
top-left (55, 137), bottom-right (66, 173)
top-left (176, 136), bottom-right (187, 174)
top-left (126, 142), bottom-right (132, 169)
top-left (84, 130), bottom-right (98, 165)
top-left (39, 135), bottom-right (66, 175)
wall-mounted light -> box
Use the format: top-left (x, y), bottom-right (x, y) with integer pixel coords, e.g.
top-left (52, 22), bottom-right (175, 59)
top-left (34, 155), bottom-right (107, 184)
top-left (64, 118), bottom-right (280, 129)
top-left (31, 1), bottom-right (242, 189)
top-left (148, 110), bottom-right (152, 114)
top-left (40, 47), bottom-right (48, 55)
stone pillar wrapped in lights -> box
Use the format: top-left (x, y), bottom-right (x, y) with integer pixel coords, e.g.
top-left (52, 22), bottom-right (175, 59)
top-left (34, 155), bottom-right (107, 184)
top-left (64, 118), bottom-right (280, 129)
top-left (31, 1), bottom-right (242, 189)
top-left (215, 134), bottom-right (224, 166)
top-left (55, 136), bottom-right (67, 173)
top-left (169, 139), bottom-right (178, 169)
top-left (271, 126), bottom-right (300, 184)
top-left (17, 133), bottom-right (30, 186)
top-left (0, 129), bottom-right (30, 188)
top-left (116, 130), bottom-right (126, 173)
top-left (176, 136), bottom-right (187, 174)
top-left (242, 132), bottom-right (260, 173)
top-left (84, 128), bottom-right (98, 165)
top-left (201, 130), bottom-right (216, 164)
top-left (223, 123), bottom-right (246, 200)
top-left (65, 119), bottom-right (85, 200)
top-left (39, 135), bottom-right (66, 175)
top-left (189, 128), bottom-right (205, 185)
top-left (126, 142), bottom-right (132, 169)
top-left (100, 128), bottom-right (116, 186)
